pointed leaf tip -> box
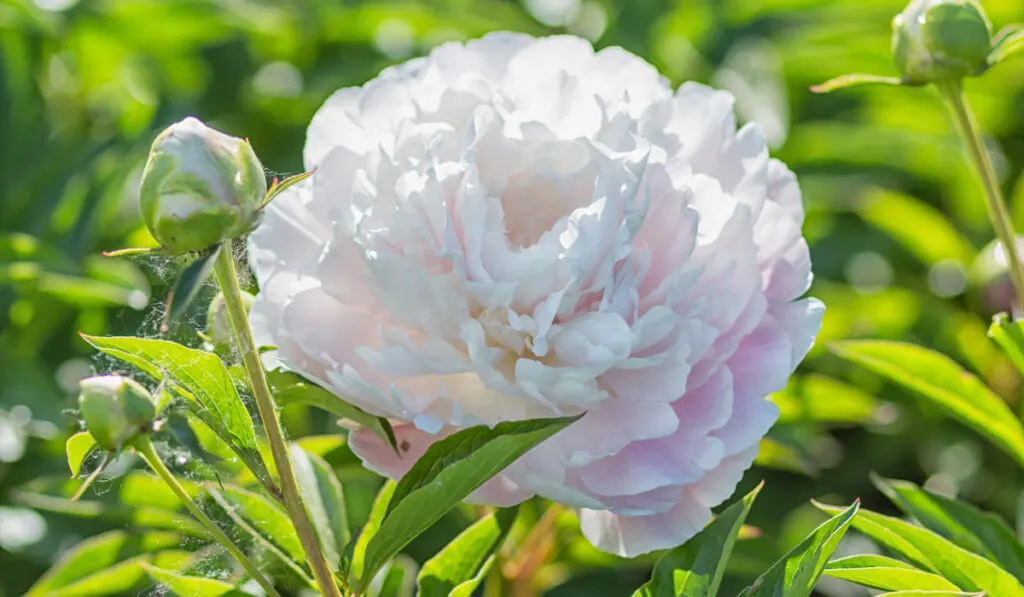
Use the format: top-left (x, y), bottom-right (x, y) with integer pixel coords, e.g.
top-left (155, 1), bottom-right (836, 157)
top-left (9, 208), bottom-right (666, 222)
top-left (810, 74), bottom-right (903, 94)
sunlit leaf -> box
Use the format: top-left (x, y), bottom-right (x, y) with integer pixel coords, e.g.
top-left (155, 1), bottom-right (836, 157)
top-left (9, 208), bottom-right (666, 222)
top-left (738, 501), bottom-right (859, 597)
top-left (815, 503), bottom-right (1024, 596)
top-left (349, 481), bottom-right (395, 581)
top-left (206, 485), bottom-right (314, 588)
top-left (65, 432), bottom-right (97, 477)
top-left (634, 483), bottom-right (762, 597)
top-left (988, 313), bottom-right (1024, 380)
top-left (773, 374), bottom-right (879, 425)
top-left (290, 445), bottom-right (350, 572)
top-left (142, 564), bottom-right (249, 597)
top-left (25, 531), bottom-right (181, 596)
top-left (825, 554), bottom-right (961, 592)
top-left (831, 340), bottom-right (1024, 466)
top-left (754, 439), bottom-right (817, 476)
top-left (872, 475), bottom-right (1024, 580)
top-left (417, 507), bottom-right (518, 597)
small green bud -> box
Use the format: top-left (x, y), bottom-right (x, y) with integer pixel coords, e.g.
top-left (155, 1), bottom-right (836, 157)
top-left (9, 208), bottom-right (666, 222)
top-left (78, 375), bottom-right (160, 451)
top-left (140, 117), bottom-right (267, 255)
top-left (892, 0), bottom-right (992, 85)
top-left (205, 290), bottom-right (253, 344)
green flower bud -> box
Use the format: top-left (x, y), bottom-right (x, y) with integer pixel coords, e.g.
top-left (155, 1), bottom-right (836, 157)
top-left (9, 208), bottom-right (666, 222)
top-left (892, 0), bottom-right (992, 85)
top-left (205, 290), bottom-right (253, 344)
top-left (78, 375), bottom-right (160, 451)
top-left (140, 117), bottom-right (268, 255)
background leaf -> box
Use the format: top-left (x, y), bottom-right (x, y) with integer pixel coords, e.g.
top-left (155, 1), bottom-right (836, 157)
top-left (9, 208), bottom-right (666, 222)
top-left (831, 341), bottom-right (1024, 465)
top-left (416, 507), bottom-right (518, 597)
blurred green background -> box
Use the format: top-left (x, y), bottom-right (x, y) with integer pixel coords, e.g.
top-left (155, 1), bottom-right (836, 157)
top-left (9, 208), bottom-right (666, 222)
top-left (3, 0), bottom-right (1024, 595)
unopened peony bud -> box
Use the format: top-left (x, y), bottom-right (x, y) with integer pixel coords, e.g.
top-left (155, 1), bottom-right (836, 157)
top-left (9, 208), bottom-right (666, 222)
top-left (78, 375), bottom-right (161, 451)
top-left (892, 0), bottom-right (992, 85)
top-left (206, 290), bottom-right (253, 344)
top-left (140, 117), bottom-right (267, 255)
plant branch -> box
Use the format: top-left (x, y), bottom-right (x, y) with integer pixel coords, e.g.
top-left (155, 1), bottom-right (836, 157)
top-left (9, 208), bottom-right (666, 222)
top-left (938, 81), bottom-right (1024, 317)
top-left (134, 436), bottom-right (281, 597)
top-left (213, 247), bottom-right (344, 597)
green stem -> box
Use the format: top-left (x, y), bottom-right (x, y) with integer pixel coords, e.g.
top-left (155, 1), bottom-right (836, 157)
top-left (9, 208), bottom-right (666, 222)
top-left (135, 436), bottom-right (281, 597)
top-left (213, 247), bottom-right (344, 597)
top-left (938, 81), bottom-right (1024, 317)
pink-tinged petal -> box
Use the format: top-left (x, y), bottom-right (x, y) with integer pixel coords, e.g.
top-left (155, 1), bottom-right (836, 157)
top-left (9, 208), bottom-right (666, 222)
top-left (578, 490), bottom-right (711, 558)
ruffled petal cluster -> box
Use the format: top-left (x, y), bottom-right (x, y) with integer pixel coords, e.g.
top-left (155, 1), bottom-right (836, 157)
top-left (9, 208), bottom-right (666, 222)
top-left (250, 33), bottom-right (823, 557)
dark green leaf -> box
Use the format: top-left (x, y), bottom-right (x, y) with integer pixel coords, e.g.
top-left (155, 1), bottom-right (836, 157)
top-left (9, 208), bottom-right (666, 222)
top-left (359, 414), bottom-right (580, 590)
top-left (206, 484), bottom-right (314, 588)
top-left (815, 503), bottom-right (1024, 597)
top-left (738, 501), bottom-right (859, 597)
top-left (634, 483), bottom-right (762, 597)
top-left (163, 245), bottom-right (221, 331)
top-left (825, 554), bottom-right (961, 592)
top-left (417, 507), bottom-right (518, 597)
top-left (269, 369), bottom-right (397, 454)
top-left (831, 341), bottom-right (1024, 466)
top-left (872, 475), bottom-right (1024, 580)
top-left (290, 444), bottom-right (350, 572)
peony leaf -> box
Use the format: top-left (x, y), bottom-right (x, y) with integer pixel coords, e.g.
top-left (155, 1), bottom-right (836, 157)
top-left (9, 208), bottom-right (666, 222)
top-left (988, 28), bottom-right (1024, 65)
top-left (738, 500), bottom-right (858, 597)
top-left (633, 483), bottom-right (762, 597)
top-left (988, 313), bottom-right (1024, 379)
top-left (142, 564), bottom-right (250, 597)
top-left (754, 439), bottom-right (817, 476)
top-left (357, 414), bottom-right (581, 591)
top-left (25, 530), bottom-right (181, 596)
top-left (809, 73), bottom-right (902, 93)
top-left (269, 369), bottom-right (398, 454)
top-left (824, 554), bottom-right (961, 592)
top-left (348, 481), bottom-right (396, 581)
top-left (416, 507), bottom-right (518, 597)
top-left (830, 340), bottom-right (1024, 466)
top-left (374, 556), bottom-right (418, 597)
top-left (772, 374), bottom-right (879, 425)
top-left (874, 592), bottom-right (982, 597)
top-left (262, 168), bottom-right (316, 208)
top-left (80, 334), bottom-right (276, 494)
top-left (11, 488), bottom-right (208, 538)
top-left (161, 245), bottom-right (221, 332)
top-left (856, 188), bottom-right (976, 267)
top-left (872, 475), bottom-right (1024, 580)
top-left (65, 431), bottom-right (97, 477)
top-left (814, 502), bottom-right (1024, 597)
top-left (206, 484), bottom-right (315, 588)
top-left (290, 445), bottom-right (350, 572)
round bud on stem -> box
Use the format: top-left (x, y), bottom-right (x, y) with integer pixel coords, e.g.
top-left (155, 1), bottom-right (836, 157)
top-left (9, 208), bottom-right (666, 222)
top-left (892, 0), bottom-right (992, 85)
top-left (78, 375), bottom-right (162, 451)
top-left (206, 290), bottom-right (254, 344)
top-left (140, 117), bottom-right (267, 255)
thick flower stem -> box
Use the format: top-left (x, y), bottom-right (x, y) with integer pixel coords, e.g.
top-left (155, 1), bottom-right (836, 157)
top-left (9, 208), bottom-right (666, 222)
top-left (938, 81), bottom-right (1024, 316)
top-left (213, 247), bottom-right (344, 597)
top-left (134, 436), bottom-right (281, 597)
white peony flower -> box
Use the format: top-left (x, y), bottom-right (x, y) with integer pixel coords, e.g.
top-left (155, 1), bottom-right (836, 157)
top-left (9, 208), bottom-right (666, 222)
top-left (249, 33), bottom-right (823, 557)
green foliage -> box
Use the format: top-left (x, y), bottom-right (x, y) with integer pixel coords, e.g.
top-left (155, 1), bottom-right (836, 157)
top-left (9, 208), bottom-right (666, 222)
top-left (358, 415), bottom-right (581, 590)
top-left (290, 444), bottom-right (351, 572)
top-left (5, 0), bottom-right (1024, 595)
top-left (416, 508), bottom-right (518, 597)
top-left (142, 564), bottom-right (248, 597)
top-left (738, 501), bottom-right (859, 597)
top-left (634, 484), bottom-right (762, 597)
top-left (831, 340), bottom-right (1024, 465)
